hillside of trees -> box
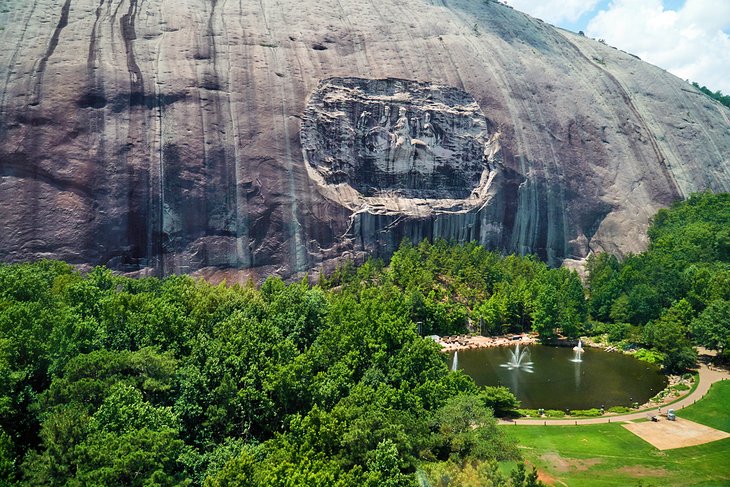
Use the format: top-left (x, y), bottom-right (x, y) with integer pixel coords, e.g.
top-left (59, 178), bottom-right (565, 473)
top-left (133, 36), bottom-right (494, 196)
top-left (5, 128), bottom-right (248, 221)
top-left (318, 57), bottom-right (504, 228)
top-left (0, 255), bottom-right (538, 485)
top-left (1, 192), bottom-right (728, 485)
top-left (586, 192), bottom-right (730, 372)
top-left (692, 81), bottom-right (730, 108)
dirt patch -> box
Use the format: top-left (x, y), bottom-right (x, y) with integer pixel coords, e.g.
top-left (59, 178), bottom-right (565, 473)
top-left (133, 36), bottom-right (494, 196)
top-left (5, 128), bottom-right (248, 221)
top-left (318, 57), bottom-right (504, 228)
top-left (540, 452), bottom-right (602, 472)
top-left (536, 468), bottom-right (559, 486)
top-left (616, 465), bottom-right (669, 477)
top-left (525, 460), bottom-right (559, 486)
top-left (623, 417), bottom-right (730, 450)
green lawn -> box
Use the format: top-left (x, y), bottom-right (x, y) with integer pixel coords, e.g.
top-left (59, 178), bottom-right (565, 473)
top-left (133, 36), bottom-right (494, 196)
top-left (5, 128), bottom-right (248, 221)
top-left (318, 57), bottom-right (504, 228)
top-left (677, 380), bottom-right (730, 432)
top-left (501, 381), bottom-right (730, 486)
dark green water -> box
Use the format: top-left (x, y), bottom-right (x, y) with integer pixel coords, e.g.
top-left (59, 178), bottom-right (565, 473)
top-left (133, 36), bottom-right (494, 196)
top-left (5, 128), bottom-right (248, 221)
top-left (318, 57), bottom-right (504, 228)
top-left (450, 345), bottom-right (667, 410)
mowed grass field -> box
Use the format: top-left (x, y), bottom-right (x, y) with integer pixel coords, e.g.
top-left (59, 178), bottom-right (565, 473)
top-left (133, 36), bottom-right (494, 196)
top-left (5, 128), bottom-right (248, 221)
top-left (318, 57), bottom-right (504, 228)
top-left (502, 381), bottom-right (730, 487)
top-left (678, 379), bottom-right (730, 433)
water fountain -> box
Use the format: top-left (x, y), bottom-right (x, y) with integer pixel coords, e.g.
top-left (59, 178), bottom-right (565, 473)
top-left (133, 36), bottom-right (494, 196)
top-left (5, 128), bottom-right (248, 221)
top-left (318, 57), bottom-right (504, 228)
top-left (452, 351), bottom-right (459, 371)
top-left (500, 343), bottom-right (534, 372)
top-left (571, 339), bottom-right (584, 363)
top-left (453, 344), bottom-right (666, 409)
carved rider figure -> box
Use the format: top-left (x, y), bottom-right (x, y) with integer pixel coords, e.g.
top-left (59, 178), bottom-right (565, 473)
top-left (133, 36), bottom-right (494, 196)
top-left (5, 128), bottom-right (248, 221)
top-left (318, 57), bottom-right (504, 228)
top-left (482, 130), bottom-right (502, 168)
top-left (389, 107), bottom-right (414, 170)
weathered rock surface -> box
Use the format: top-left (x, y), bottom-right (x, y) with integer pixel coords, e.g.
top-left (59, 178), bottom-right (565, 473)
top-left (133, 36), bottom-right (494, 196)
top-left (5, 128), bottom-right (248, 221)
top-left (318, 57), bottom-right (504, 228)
top-left (1, 0), bottom-right (729, 279)
top-left (302, 77), bottom-right (501, 211)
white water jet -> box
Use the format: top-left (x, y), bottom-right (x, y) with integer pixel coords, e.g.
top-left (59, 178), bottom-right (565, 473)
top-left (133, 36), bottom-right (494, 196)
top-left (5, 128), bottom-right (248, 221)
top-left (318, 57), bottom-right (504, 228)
top-left (452, 351), bottom-right (459, 371)
top-left (571, 339), bottom-right (584, 363)
top-left (500, 343), bottom-right (534, 373)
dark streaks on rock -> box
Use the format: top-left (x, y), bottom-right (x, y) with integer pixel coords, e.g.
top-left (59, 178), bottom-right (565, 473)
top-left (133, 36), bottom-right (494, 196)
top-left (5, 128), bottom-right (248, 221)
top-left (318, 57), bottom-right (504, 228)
top-left (119, 0), bottom-right (157, 267)
top-left (0, 154), bottom-right (93, 199)
top-left (560, 34), bottom-right (682, 204)
top-left (77, 93), bottom-right (107, 109)
top-left (1, 1), bottom-right (39, 130)
top-left (31, 0), bottom-right (72, 105)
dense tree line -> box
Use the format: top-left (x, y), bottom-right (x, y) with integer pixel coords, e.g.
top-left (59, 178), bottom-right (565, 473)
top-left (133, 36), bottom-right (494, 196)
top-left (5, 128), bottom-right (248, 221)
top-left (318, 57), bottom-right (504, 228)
top-left (321, 240), bottom-right (587, 341)
top-left (0, 256), bottom-right (542, 485)
top-left (586, 192), bottom-right (730, 372)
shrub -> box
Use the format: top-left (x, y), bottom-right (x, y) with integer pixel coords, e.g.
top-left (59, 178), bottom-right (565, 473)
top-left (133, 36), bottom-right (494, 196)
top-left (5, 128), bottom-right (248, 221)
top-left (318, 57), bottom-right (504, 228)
top-left (634, 348), bottom-right (665, 365)
top-left (607, 406), bottom-right (630, 414)
top-left (543, 410), bottom-right (565, 418)
top-left (592, 322), bottom-right (630, 342)
top-left (570, 408), bottom-right (602, 417)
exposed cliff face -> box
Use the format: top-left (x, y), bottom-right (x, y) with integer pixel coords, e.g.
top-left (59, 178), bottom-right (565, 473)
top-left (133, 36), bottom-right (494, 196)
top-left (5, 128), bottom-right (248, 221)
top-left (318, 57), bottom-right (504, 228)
top-left (1, 0), bottom-right (729, 279)
top-left (302, 77), bottom-right (502, 211)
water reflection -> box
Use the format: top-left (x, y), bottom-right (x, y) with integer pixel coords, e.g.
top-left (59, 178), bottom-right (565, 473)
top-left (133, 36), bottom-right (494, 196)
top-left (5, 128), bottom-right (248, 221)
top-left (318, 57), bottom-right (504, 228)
top-left (450, 345), bottom-right (666, 410)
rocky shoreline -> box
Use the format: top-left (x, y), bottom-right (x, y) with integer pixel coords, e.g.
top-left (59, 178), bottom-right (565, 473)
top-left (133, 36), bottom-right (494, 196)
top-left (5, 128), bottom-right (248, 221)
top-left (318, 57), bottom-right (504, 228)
top-left (432, 333), bottom-right (538, 352)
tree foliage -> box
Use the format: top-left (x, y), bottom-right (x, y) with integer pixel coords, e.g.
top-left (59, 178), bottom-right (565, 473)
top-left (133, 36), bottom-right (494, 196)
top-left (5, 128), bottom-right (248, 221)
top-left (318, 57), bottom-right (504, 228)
top-left (691, 300), bottom-right (730, 356)
top-left (0, 247), bottom-right (536, 485)
top-left (3, 192), bottom-right (726, 483)
top-left (586, 192), bottom-right (730, 371)
top-left (692, 81), bottom-right (730, 108)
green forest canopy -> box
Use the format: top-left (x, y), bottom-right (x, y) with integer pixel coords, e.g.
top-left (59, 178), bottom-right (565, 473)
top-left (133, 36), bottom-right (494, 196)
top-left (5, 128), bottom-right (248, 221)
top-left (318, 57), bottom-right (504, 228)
top-left (1, 191), bottom-right (728, 485)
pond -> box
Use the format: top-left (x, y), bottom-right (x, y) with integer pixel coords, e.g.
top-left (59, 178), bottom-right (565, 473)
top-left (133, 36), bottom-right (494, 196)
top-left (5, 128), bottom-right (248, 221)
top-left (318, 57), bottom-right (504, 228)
top-left (450, 344), bottom-right (667, 410)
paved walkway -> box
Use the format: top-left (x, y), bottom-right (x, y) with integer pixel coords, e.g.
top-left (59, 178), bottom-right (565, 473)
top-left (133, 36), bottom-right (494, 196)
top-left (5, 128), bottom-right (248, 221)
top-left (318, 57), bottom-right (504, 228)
top-left (500, 363), bottom-right (730, 426)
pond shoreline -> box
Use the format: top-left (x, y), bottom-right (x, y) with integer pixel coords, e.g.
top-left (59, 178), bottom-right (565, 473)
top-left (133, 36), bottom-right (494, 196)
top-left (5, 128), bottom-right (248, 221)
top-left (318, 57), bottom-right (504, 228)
top-left (432, 333), bottom-right (538, 351)
top-left (580, 337), bottom-right (695, 409)
top-left (434, 333), bottom-right (693, 413)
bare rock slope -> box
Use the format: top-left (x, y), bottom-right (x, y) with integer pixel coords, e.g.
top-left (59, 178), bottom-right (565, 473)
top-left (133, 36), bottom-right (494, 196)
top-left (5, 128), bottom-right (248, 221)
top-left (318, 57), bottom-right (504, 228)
top-left (1, 0), bottom-right (729, 279)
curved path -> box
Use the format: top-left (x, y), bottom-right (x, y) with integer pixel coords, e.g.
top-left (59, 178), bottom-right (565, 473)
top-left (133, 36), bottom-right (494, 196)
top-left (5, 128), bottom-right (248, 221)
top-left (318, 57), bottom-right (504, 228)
top-left (500, 363), bottom-right (730, 426)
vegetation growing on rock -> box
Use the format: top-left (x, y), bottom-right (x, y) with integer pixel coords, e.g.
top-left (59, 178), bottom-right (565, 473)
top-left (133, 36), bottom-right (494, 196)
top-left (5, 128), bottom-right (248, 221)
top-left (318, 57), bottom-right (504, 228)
top-left (692, 81), bottom-right (730, 108)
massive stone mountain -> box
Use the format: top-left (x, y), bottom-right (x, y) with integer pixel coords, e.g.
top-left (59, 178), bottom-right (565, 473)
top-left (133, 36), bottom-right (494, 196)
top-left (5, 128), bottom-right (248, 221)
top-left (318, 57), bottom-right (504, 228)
top-left (1, 0), bottom-right (729, 280)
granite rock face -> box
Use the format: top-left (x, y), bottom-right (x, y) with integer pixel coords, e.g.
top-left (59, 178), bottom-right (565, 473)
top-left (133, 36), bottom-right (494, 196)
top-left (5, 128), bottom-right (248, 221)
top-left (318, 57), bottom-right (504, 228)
top-left (1, 0), bottom-right (729, 279)
top-left (301, 77), bottom-right (502, 211)
top-left (302, 77), bottom-right (498, 200)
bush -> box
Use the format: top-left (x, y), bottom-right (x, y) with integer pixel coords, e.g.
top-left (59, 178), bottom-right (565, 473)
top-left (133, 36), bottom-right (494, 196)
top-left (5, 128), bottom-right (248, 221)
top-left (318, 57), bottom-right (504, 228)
top-left (583, 320), bottom-right (600, 336)
top-left (517, 409), bottom-right (539, 417)
top-left (672, 383), bottom-right (690, 391)
top-left (634, 348), bottom-right (665, 365)
top-left (543, 410), bottom-right (565, 418)
top-left (607, 406), bottom-right (630, 414)
top-left (570, 408), bottom-right (602, 417)
top-left (592, 322), bottom-right (631, 342)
